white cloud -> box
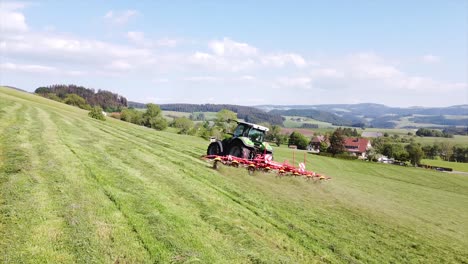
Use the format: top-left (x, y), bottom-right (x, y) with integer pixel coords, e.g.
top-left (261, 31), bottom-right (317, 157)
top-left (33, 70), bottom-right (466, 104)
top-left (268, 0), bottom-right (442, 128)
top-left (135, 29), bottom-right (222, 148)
top-left (108, 60), bottom-right (133, 70)
top-left (238, 75), bottom-right (255, 81)
top-left (1, 62), bottom-right (87, 76)
top-left (126, 31), bottom-right (178, 48)
top-left (1, 62), bottom-right (56, 73)
top-left (126, 31), bottom-right (146, 44)
top-left (0, 2), bottom-right (28, 32)
top-left (209, 38), bottom-right (258, 57)
top-left (104, 10), bottom-right (138, 25)
top-left (262, 53), bottom-right (307, 68)
top-left (1, 32), bottom-right (154, 67)
top-left (153, 78), bottom-right (169, 83)
top-left (156, 37), bottom-right (178, 48)
top-left (345, 52), bottom-right (403, 79)
top-left (421, 54), bottom-right (441, 63)
top-left (190, 38), bottom-right (309, 71)
top-left (276, 77), bottom-right (312, 89)
top-left (184, 76), bottom-right (220, 82)
top-left (311, 68), bottom-right (344, 78)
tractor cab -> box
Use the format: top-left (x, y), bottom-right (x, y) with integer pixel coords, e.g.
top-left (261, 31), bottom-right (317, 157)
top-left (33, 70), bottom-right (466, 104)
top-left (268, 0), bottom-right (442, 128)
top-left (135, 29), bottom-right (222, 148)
top-left (232, 122), bottom-right (268, 143)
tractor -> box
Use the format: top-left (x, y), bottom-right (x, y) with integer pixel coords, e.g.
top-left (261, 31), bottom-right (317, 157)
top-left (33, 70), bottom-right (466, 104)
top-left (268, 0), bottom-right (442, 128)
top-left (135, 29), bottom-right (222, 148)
top-left (207, 120), bottom-right (273, 159)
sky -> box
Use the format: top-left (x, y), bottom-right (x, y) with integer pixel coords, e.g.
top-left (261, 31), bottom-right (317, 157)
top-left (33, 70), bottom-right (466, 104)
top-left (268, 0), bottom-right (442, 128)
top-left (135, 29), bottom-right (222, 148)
top-left (0, 1), bottom-right (467, 107)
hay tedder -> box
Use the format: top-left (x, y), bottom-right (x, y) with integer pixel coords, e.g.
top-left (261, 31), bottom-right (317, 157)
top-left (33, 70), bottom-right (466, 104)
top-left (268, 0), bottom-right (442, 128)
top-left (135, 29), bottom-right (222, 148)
top-left (204, 151), bottom-right (331, 180)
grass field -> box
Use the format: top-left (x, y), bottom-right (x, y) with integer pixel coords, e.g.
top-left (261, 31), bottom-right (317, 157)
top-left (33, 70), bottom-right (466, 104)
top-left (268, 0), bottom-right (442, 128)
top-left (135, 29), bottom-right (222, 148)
top-left (283, 116), bottom-right (334, 129)
top-left (421, 159), bottom-right (468, 173)
top-left (1, 87), bottom-right (468, 263)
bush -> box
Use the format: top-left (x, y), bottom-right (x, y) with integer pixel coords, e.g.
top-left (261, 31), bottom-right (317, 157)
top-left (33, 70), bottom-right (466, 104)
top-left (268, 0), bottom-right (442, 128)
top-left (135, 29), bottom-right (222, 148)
top-left (288, 131), bottom-right (309, 150)
top-left (88, 106), bottom-right (105, 121)
top-left (335, 153), bottom-right (359, 160)
top-left (171, 117), bottom-right (194, 135)
top-left (64, 94), bottom-right (91, 110)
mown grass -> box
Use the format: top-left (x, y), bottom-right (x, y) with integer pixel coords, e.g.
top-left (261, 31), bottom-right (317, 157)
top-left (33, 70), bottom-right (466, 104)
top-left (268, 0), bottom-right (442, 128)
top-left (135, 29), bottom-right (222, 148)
top-left (1, 86), bottom-right (468, 263)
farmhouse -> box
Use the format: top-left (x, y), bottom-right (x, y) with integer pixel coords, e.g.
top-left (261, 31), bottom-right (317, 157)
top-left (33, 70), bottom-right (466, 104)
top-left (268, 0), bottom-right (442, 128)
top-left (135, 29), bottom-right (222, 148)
top-left (344, 138), bottom-right (371, 158)
top-left (307, 135), bottom-right (329, 153)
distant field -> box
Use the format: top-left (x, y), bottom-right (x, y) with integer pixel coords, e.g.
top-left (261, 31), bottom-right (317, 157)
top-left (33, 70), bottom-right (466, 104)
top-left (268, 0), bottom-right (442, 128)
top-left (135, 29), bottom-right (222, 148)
top-left (421, 159), bottom-right (468, 173)
top-left (1, 86), bottom-right (468, 263)
top-left (393, 116), bottom-right (446, 129)
top-left (283, 115), bottom-right (333, 128)
top-left (414, 135), bottom-right (468, 145)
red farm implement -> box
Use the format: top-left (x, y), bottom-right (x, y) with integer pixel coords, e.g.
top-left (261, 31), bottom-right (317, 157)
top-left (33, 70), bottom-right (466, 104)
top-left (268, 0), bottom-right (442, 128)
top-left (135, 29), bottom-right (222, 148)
top-left (203, 153), bottom-right (331, 180)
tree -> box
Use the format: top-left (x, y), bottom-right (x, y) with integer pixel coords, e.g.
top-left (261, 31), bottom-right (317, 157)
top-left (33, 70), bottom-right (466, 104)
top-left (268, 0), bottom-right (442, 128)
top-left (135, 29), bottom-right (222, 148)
top-left (406, 143), bottom-right (424, 166)
top-left (381, 143), bottom-right (395, 158)
top-left (422, 144), bottom-right (440, 159)
top-left (197, 122), bottom-right (212, 140)
top-left (215, 109), bottom-right (237, 133)
top-left (452, 146), bottom-right (468, 162)
top-left (437, 141), bottom-right (454, 161)
top-left (319, 140), bottom-right (329, 153)
top-left (328, 129), bottom-right (345, 156)
top-left (64, 94), bottom-right (91, 110)
top-left (171, 117), bottom-right (194, 134)
top-left (266, 124), bottom-right (281, 142)
top-left (88, 106), bottom-right (105, 121)
top-left (121, 108), bottom-right (143, 125)
top-left (143, 103), bottom-right (167, 130)
top-left (288, 131), bottom-right (309, 149)
top-left (371, 137), bottom-right (385, 154)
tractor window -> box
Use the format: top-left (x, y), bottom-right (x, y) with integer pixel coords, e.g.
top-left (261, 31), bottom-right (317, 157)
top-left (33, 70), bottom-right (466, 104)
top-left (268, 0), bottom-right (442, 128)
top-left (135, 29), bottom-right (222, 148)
top-left (248, 128), bottom-right (265, 142)
top-left (233, 124), bottom-right (246, 137)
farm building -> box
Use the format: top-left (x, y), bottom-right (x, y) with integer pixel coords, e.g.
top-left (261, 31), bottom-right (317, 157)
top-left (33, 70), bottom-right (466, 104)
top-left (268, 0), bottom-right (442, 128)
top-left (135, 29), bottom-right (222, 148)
top-left (361, 131), bottom-right (383, 138)
top-left (307, 135), bottom-right (329, 153)
top-left (344, 138), bottom-right (371, 158)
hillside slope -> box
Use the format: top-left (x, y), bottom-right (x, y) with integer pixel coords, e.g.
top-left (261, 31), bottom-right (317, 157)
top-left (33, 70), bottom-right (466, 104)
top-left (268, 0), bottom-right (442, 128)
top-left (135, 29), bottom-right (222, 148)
top-left (1, 87), bottom-right (467, 263)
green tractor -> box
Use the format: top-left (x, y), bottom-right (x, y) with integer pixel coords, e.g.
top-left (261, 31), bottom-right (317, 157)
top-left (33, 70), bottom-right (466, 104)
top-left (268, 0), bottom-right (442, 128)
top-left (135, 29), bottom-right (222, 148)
top-left (207, 120), bottom-right (273, 159)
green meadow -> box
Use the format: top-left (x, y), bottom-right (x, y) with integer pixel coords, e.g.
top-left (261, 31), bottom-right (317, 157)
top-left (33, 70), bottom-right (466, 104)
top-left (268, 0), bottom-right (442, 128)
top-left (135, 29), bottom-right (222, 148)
top-left (1, 87), bottom-right (467, 263)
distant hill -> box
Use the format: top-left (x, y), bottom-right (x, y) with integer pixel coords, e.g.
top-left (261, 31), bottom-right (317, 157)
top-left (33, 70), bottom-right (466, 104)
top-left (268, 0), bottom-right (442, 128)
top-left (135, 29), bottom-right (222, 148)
top-left (257, 103), bottom-right (468, 117)
top-left (269, 109), bottom-right (354, 126)
top-left (258, 104), bottom-right (468, 128)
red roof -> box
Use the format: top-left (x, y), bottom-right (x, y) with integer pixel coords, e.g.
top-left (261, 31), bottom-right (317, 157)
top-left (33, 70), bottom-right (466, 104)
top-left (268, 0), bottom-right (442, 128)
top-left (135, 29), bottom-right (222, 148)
top-left (311, 135), bottom-right (326, 143)
top-left (344, 138), bottom-right (370, 153)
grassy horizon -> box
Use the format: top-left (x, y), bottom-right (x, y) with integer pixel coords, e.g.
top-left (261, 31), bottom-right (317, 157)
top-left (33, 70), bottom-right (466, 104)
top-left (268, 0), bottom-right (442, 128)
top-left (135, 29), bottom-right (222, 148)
top-left (1, 86), bottom-right (467, 263)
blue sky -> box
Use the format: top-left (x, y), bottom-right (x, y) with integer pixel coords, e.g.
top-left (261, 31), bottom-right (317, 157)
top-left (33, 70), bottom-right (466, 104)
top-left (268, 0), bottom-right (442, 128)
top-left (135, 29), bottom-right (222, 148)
top-left (1, 1), bottom-right (467, 106)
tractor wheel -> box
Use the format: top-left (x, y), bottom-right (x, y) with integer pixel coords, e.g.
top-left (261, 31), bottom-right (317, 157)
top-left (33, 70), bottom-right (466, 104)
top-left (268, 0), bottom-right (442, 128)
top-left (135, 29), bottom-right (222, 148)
top-left (229, 141), bottom-right (251, 159)
top-left (207, 141), bottom-right (223, 156)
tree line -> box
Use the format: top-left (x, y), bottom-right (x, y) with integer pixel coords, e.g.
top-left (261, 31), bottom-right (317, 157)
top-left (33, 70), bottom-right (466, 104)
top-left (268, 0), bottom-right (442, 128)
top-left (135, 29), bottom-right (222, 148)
top-left (117, 105), bottom-right (168, 130)
top-left (415, 128), bottom-right (453, 138)
top-left (35, 84), bottom-right (127, 112)
top-left (127, 103), bottom-right (285, 125)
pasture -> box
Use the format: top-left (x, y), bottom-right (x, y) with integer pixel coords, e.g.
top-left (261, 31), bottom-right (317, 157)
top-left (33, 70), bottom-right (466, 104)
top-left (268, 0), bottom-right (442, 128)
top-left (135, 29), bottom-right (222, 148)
top-left (1, 87), bottom-right (467, 263)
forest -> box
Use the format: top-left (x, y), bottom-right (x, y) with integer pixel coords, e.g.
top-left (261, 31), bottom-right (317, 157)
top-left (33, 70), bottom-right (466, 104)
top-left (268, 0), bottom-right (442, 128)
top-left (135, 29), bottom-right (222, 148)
top-left (35, 84), bottom-right (127, 112)
top-left (136, 103), bottom-right (285, 125)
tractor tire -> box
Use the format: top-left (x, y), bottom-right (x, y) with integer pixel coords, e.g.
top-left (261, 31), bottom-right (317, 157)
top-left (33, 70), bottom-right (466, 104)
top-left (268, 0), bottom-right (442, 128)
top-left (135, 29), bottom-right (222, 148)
top-left (207, 141), bottom-right (223, 156)
top-left (229, 141), bottom-right (251, 159)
